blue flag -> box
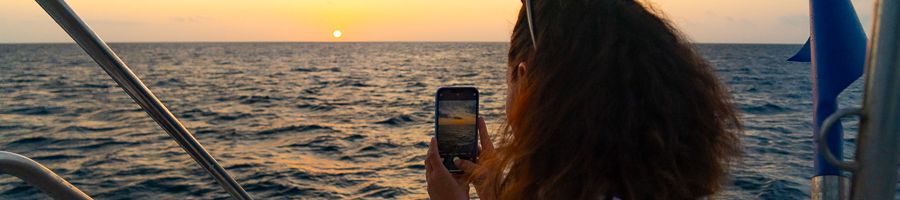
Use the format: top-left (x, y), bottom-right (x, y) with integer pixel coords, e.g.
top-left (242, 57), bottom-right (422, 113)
top-left (789, 0), bottom-right (867, 176)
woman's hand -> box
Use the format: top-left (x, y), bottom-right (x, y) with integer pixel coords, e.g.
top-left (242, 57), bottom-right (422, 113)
top-left (426, 117), bottom-right (497, 200)
top-left (454, 117), bottom-right (496, 200)
top-left (425, 137), bottom-right (469, 200)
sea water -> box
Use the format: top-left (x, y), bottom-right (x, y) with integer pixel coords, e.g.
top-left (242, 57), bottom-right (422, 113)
top-left (0, 43), bottom-right (867, 199)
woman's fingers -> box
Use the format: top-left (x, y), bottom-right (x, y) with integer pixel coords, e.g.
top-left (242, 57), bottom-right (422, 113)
top-left (477, 117), bottom-right (494, 152)
top-left (455, 159), bottom-right (477, 173)
top-left (427, 138), bottom-right (446, 170)
top-left (425, 139), bottom-right (431, 169)
top-left (424, 155), bottom-right (432, 172)
top-left (428, 138), bottom-right (440, 160)
top-left (427, 138), bottom-right (444, 174)
top-left (427, 138), bottom-right (458, 178)
top-left (425, 137), bottom-right (471, 200)
top-left (455, 158), bottom-right (486, 185)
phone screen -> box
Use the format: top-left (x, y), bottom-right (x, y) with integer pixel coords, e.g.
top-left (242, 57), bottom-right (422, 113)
top-left (435, 87), bottom-right (478, 173)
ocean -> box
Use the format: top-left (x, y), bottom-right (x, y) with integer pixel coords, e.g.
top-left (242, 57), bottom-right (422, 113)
top-left (436, 124), bottom-right (477, 156)
top-left (0, 43), bottom-right (867, 199)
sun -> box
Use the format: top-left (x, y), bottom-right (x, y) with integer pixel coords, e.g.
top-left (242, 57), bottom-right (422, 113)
top-left (332, 30), bottom-right (343, 38)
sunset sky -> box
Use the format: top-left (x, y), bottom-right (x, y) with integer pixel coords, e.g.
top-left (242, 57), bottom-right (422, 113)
top-left (439, 101), bottom-right (476, 126)
top-left (0, 0), bottom-right (877, 43)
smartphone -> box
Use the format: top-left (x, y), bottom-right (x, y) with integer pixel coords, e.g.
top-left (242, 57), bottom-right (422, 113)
top-left (435, 87), bottom-right (479, 173)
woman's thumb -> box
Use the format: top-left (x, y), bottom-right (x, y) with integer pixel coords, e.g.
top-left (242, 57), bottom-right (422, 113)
top-left (454, 158), bottom-right (477, 172)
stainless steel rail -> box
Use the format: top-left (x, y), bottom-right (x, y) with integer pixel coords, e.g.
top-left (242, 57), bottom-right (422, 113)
top-left (848, 0), bottom-right (900, 198)
top-left (0, 151), bottom-right (92, 200)
top-left (34, 0), bottom-right (253, 199)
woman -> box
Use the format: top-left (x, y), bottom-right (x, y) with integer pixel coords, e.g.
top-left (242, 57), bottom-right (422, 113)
top-left (425, 0), bottom-right (742, 199)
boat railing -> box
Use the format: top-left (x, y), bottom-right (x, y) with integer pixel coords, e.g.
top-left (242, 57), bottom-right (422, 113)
top-left (0, 151), bottom-right (92, 200)
top-left (31, 0), bottom-right (253, 199)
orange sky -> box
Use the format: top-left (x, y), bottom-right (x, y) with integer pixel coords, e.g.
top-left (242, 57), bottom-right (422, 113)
top-left (0, 0), bottom-right (876, 43)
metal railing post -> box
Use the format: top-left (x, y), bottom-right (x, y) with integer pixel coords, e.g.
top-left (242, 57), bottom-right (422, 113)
top-left (34, 0), bottom-right (253, 199)
top-left (849, 0), bottom-right (900, 198)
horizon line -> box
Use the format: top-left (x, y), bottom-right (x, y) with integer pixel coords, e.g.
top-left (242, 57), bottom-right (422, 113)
top-left (0, 41), bottom-right (805, 45)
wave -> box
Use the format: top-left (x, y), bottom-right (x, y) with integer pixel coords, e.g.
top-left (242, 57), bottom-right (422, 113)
top-left (239, 95), bottom-right (285, 105)
top-left (2, 106), bottom-right (65, 115)
top-left (7, 136), bottom-right (52, 146)
top-left (374, 114), bottom-right (418, 126)
top-left (60, 125), bottom-right (118, 133)
top-left (295, 103), bottom-right (335, 112)
top-left (257, 125), bottom-right (333, 135)
top-left (740, 103), bottom-right (792, 114)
